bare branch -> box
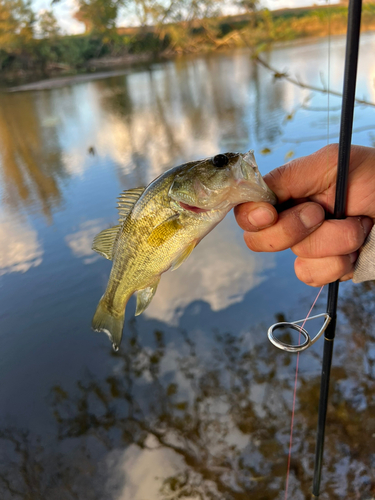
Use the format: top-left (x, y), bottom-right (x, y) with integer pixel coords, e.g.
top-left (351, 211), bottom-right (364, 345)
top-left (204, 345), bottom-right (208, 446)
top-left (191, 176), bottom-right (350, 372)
top-left (254, 55), bottom-right (375, 108)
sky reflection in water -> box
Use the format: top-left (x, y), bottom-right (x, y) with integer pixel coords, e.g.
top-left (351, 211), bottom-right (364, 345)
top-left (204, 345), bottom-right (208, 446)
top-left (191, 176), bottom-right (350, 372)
top-left (0, 33), bottom-right (375, 499)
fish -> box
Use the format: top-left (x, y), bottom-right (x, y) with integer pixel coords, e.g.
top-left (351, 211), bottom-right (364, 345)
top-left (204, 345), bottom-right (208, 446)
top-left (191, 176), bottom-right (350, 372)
top-left (91, 151), bottom-right (277, 350)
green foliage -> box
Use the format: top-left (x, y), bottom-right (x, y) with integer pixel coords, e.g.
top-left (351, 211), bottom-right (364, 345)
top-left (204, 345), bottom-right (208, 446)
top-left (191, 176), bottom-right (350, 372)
top-left (0, 0), bottom-right (34, 51)
top-left (126, 31), bottom-right (167, 54)
top-left (75, 0), bottom-right (126, 34)
top-left (38, 9), bottom-right (60, 38)
top-left (1, 1), bottom-right (375, 78)
top-left (35, 34), bottom-right (111, 68)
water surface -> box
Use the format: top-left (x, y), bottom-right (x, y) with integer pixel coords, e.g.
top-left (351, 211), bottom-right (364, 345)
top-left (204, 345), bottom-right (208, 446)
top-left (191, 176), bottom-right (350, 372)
top-left (1, 33), bottom-right (375, 499)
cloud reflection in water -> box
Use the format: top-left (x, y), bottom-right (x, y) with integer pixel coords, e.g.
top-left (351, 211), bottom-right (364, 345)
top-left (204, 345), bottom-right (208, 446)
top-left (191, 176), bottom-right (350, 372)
top-left (0, 214), bottom-right (43, 275)
top-left (65, 219), bottom-right (104, 264)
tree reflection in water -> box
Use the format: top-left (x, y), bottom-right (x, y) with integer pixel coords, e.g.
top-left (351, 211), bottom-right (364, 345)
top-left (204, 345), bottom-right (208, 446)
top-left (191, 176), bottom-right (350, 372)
top-left (0, 93), bottom-right (64, 220)
top-left (1, 282), bottom-right (374, 500)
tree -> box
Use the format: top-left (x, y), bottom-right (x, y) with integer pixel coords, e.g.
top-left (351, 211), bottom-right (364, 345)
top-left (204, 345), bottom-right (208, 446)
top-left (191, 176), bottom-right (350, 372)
top-left (235, 0), bottom-right (259, 14)
top-left (0, 0), bottom-right (35, 52)
top-left (73, 0), bottom-right (125, 34)
top-left (38, 9), bottom-right (60, 38)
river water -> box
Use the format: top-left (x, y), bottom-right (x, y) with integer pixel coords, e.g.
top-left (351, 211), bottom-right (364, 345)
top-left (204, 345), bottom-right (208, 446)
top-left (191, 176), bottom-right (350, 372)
top-left (0, 33), bottom-right (375, 499)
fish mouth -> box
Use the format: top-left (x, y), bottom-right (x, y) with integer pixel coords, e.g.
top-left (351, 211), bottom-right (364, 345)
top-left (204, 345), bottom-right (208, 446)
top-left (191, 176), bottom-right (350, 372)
top-left (237, 152), bottom-right (277, 205)
top-left (179, 201), bottom-right (210, 213)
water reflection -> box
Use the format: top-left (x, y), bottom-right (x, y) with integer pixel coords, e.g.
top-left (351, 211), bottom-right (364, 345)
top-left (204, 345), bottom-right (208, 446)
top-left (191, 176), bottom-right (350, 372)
top-left (96, 53), bottom-right (293, 185)
top-left (1, 34), bottom-right (375, 500)
top-left (1, 280), bottom-right (374, 499)
top-left (0, 213), bottom-right (43, 275)
top-left (0, 94), bottom-right (63, 219)
top-left (65, 219), bottom-right (104, 265)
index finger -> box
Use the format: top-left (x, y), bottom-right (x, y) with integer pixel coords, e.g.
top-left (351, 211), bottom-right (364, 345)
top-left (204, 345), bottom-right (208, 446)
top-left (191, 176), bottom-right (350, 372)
top-left (243, 202), bottom-right (325, 252)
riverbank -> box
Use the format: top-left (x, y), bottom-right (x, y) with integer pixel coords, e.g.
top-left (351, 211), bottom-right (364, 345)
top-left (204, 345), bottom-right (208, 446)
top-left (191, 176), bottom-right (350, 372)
top-left (3, 2), bottom-right (375, 90)
top-left (5, 30), bottom-right (373, 94)
top-left (5, 54), bottom-right (155, 93)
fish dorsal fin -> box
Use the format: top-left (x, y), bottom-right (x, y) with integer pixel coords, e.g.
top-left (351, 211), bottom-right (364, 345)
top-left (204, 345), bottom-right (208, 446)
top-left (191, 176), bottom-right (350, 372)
top-left (92, 225), bottom-right (121, 260)
top-left (147, 214), bottom-right (182, 247)
top-left (117, 187), bottom-right (145, 223)
top-left (170, 240), bottom-right (197, 271)
top-left (135, 277), bottom-right (160, 316)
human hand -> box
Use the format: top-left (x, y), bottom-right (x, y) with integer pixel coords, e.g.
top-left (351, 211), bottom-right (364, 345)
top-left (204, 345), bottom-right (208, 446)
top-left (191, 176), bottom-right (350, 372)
top-left (234, 144), bottom-right (375, 286)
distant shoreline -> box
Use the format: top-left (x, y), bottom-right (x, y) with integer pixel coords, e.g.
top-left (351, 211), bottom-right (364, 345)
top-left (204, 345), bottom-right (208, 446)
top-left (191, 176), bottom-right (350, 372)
top-left (5, 27), bottom-right (375, 93)
top-left (5, 53), bottom-right (155, 93)
top-left (7, 68), bottom-right (134, 93)
top-left (3, 2), bottom-right (375, 92)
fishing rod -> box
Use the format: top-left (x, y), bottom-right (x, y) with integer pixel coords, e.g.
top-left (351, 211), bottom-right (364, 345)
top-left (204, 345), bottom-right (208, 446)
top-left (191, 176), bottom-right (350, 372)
top-left (267, 0), bottom-right (363, 496)
top-left (312, 0), bottom-right (362, 496)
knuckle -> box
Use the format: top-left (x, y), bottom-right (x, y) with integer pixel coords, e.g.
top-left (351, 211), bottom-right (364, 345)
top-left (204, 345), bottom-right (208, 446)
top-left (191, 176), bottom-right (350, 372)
top-left (294, 258), bottom-right (316, 286)
top-left (337, 255), bottom-right (353, 276)
top-left (293, 234), bottom-right (317, 257)
top-left (294, 255), bottom-right (352, 287)
top-left (344, 220), bottom-right (364, 252)
top-left (327, 256), bottom-right (352, 281)
top-left (324, 143), bottom-right (339, 156)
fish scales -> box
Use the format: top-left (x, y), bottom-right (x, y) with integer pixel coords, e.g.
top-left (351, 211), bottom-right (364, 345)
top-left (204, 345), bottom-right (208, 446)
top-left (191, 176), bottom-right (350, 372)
top-left (92, 151), bottom-right (277, 350)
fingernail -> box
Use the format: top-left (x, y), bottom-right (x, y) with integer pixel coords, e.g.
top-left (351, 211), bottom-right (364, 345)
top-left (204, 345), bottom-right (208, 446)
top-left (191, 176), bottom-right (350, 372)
top-left (359, 217), bottom-right (373, 238)
top-left (349, 251), bottom-right (358, 264)
top-left (247, 207), bottom-right (275, 228)
top-left (299, 204), bottom-right (325, 229)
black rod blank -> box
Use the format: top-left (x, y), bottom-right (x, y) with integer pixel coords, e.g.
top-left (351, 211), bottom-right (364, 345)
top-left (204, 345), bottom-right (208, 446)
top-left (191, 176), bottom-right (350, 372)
top-left (311, 0), bottom-right (362, 497)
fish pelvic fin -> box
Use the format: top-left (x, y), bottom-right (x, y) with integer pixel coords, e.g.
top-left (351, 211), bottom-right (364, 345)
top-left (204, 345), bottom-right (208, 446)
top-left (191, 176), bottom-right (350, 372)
top-left (92, 298), bottom-right (125, 351)
top-left (135, 277), bottom-right (160, 316)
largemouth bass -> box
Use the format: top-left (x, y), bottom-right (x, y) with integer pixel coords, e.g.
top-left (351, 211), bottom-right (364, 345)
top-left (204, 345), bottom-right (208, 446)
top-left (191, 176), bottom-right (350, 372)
top-left (92, 151), bottom-right (276, 350)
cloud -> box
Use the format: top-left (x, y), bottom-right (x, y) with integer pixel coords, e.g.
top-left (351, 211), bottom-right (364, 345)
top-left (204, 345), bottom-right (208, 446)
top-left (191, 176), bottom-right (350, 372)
top-left (106, 439), bottom-right (191, 500)
top-left (65, 219), bottom-right (105, 264)
top-left (0, 215), bottom-right (43, 275)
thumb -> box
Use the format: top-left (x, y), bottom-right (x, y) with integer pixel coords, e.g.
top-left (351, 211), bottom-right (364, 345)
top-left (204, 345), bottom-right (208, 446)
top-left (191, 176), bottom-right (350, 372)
top-left (264, 144), bottom-right (339, 204)
top-left (234, 202), bottom-right (278, 232)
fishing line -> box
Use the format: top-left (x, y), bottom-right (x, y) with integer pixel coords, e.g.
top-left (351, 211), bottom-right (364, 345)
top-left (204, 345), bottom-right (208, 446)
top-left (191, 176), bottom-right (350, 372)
top-left (284, 3), bottom-right (332, 497)
top-left (267, 0), bottom-right (360, 495)
top-left (284, 285), bottom-right (324, 500)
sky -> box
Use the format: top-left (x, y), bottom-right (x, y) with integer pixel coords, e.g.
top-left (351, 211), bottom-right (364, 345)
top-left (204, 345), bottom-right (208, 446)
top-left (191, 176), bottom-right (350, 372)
top-left (35, 0), bottom-right (336, 35)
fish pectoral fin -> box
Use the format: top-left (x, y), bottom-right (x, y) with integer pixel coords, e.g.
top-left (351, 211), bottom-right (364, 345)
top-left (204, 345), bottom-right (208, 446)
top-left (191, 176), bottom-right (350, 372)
top-left (117, 187), bottom-right (145, 223)
top-left (170, 241), bottom-right (196, 272)
top-left (135, 278), bottom-right (160, 316)
top-left (92, 225), bottom-right (121, 260)
top-left (147, 215), bottom-right (182, 247)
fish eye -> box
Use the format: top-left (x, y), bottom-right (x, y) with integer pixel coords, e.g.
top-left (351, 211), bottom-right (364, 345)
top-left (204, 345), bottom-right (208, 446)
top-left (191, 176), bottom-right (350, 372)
top-left (212, 154), bottom-right (229, 168)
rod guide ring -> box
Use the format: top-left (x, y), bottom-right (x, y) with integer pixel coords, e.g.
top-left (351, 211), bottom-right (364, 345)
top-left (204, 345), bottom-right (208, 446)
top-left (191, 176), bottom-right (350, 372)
top-left (268, 313), bottom-right (331, 353)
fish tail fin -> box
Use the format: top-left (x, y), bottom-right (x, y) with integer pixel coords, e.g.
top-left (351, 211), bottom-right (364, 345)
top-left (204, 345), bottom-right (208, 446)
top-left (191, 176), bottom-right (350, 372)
top-left (92, 298), bottom-right (125, 351)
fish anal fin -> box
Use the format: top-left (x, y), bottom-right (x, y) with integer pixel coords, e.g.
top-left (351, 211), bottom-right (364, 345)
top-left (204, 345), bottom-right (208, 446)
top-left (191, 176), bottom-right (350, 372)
top-left (170, 241), bottom-right (196, 271)
top-left (135, 277), bottom-right (160, 316)
top-left (92, 225), bottom-right (121, 260)
top-left (117, 187), bottom-right (145, 223)
top-left (147, 215), bottom-right (182, 247)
